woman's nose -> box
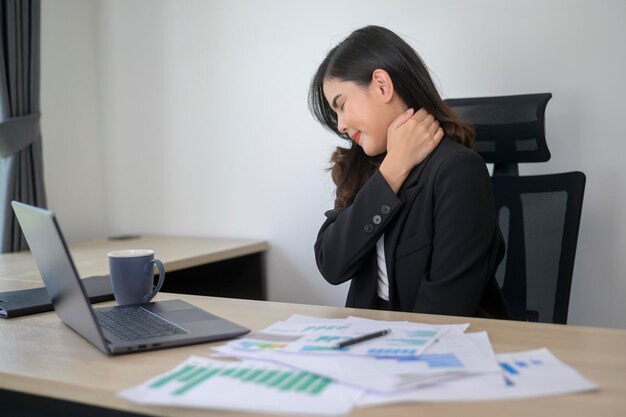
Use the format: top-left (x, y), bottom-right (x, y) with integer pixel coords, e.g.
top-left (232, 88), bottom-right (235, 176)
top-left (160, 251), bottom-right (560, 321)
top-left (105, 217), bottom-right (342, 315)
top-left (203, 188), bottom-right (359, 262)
top-left (337, 115), bottom-right (348, 133)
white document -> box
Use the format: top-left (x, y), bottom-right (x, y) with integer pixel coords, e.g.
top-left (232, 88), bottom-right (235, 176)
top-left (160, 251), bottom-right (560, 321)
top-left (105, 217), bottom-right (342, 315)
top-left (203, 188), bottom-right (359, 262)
top-left (215, 327), bottom-right (501, 392)
top-left (119, 355), bottom-right (363, 415)
top-left (283, 314), bottom-right (470, 332)
top-left (282, 314), bottom-right (351, 324)
top-left (232, 318), bottom-right (444, 358)
top-left (345, 315), bottom-right (471, 333)
top-left (357, 347), bottom-right (599, 406)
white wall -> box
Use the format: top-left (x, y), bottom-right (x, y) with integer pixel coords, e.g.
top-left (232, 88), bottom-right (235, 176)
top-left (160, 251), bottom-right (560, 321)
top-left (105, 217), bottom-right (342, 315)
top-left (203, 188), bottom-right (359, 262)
top-left (41, 0), bottom-right (107, 240)
top-left (41, 0), bottom-right (626, 329)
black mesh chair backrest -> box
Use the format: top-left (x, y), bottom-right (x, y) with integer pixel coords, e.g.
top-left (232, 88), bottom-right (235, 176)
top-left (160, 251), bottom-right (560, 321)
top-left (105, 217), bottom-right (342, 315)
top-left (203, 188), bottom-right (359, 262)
top-left (446, 93), bottom-right (586, 324)
top-left (492, 173), bottom-right (586, 324)
top-left (446, 93), bottom-right (552, 176)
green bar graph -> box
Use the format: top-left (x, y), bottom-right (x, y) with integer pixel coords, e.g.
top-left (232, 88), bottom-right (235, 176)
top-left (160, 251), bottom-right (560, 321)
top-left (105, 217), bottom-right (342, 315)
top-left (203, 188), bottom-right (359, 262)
top-left (179, 366), bottom-right (208, 382)
top-left (173, 368), bottom-right (222, 396)
top-left (295, 374), bottom-right (320, 392)
top-left (406, 330), bottom-right (437, 337)
top-left (233, 368), bottom-right (251, 378)
top-left (279, 371), bottom-right (309, 391)
top-left (149, 364), bottom-right (196, 388)
top-left (310, 377), bottom-right (332, 394)
top-left (388, 338), bottom-right (428, 346)
top-left (268, 371), bottom-right (294, 387)
top-left (149, 363), bottom-right (335, 397)
top-left (243, 369), bottom-right (266, 382)
top-left (256, 369), bottom-right (279, 384)
top-left (220, 367), bottom-right (237, 376)
top-left (302, 325), bottom-right (349, 332)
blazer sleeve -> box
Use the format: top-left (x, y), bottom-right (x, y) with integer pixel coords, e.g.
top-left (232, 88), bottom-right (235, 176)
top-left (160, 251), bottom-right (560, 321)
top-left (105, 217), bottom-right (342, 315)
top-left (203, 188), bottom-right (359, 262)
top-left (315, 170), bottom-right (402, 285)
top-left (413, 151), bottom-right (499, 315)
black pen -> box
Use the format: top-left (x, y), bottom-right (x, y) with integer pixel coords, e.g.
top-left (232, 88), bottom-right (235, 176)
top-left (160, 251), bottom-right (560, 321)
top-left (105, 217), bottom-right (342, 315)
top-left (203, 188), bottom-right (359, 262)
top-left (335, 329), bottom-right (391, 348)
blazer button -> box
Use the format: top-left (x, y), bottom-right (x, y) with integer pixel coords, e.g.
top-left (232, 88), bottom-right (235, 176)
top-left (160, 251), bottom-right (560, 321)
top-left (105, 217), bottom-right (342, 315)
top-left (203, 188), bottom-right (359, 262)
top-left (373, 215), bottom-right (382, 225)
top-left (364, 224), bottom-right (374, 233)
top-left (381, 204), bottom-right (391, 214)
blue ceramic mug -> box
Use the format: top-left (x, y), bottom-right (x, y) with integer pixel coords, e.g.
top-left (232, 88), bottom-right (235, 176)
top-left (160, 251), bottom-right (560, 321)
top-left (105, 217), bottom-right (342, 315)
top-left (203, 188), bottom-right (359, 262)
top-left (107, 249), bottom-right (165, 305)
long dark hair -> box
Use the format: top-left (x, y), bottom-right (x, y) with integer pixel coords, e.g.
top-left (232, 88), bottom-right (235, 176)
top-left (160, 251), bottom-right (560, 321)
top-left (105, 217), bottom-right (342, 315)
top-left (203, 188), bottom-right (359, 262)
top-left (308, 25), bottom-right (474, 210)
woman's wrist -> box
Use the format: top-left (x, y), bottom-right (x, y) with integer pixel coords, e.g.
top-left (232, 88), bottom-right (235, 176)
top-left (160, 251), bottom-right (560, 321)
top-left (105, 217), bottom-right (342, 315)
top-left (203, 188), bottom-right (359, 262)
top-left (379, 157), bottom-right (411, 194)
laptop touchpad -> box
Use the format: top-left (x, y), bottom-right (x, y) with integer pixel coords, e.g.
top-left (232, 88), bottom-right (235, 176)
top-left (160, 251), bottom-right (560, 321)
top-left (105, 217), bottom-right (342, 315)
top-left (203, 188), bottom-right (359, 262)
top-left (164, 309), bottom-right (219, 323)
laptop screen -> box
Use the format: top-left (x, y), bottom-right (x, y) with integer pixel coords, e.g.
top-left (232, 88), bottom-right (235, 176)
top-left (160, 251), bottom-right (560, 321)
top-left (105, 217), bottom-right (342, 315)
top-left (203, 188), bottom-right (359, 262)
top-left (12, 201), bottom-right (109, 353)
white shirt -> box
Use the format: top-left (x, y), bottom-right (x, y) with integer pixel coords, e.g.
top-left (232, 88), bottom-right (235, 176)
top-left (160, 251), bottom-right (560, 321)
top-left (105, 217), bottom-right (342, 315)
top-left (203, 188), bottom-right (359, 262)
top-left (376, 235), bottom-right (389, 301)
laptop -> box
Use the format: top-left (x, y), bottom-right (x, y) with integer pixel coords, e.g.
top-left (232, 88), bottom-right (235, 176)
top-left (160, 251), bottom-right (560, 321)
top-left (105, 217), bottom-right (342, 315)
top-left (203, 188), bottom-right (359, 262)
top-left (12, 201), bottom-right (250, 355)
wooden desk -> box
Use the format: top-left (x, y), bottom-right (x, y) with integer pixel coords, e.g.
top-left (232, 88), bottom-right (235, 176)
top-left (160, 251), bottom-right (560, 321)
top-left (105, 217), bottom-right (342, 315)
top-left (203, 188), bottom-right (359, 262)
top-left (0, 235), bottom-right (269, 299)
top-left (0, 293), bottom-right (625, 417)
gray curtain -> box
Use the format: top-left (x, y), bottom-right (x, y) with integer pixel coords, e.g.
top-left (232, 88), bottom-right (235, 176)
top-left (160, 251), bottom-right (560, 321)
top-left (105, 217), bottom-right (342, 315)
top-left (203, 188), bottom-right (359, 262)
top-left (0, 0), bottom-right (46, 253)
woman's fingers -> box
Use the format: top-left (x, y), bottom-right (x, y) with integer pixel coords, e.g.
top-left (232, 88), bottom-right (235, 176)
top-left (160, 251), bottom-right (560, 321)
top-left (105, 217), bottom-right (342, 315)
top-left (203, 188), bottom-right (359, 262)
top-left (420, 113), bottom-right (443, 142)
top-left (434, 127), bottom-right (444, 142)
top-left (428, 119), bottom-right (440, 136)
top-left (388, 108), bottom-right (415, 131)
top-left (388, 108), bottom-right (443, 151)
top-left (411, 107), bottom-right (429, 123)
top-left (382, 108), bottom-right (444, 190)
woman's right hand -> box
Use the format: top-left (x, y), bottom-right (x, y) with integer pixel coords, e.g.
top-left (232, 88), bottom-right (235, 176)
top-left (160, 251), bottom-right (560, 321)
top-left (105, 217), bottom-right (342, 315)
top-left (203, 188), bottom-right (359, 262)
top-left (380, 108), bottom-right (444, 193)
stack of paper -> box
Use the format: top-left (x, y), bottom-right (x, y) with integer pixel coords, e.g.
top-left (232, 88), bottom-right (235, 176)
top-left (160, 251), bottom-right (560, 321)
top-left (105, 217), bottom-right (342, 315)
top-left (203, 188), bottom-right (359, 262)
top-left (119, 315), bottom-right (599, 415)
top-left (213, 315), bottom-right (501, 392)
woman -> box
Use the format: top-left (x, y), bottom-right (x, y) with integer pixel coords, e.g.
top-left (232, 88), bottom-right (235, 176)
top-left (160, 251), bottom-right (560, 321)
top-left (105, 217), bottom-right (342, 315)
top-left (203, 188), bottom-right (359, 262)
top-left (308, 26), bottom-right (509, 319)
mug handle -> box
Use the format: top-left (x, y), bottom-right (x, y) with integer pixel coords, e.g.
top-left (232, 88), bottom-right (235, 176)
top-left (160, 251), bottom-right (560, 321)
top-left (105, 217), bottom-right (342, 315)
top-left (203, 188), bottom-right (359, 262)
top-left (143, 258), bottom-right (165, 303)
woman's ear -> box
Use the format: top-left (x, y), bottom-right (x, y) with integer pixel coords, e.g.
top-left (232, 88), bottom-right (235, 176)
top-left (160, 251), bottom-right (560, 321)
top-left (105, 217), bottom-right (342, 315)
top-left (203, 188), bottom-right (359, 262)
top-left (371, 69), bottom-right (395, 104)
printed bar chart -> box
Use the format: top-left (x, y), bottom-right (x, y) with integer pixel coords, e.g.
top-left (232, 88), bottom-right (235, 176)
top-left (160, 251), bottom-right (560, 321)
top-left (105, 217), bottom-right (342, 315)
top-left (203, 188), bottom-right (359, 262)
top-left (499, 356), bottom-right (547, 386)
top-left (148, 364), bottom-right (334, 396)
top-left (302, 325), bottom-right (350, 332)
top-left (373, 352), bottom-right (465, 367)
top-left (386, 338), bottom-right (429, 346)
top-left (312, 335), bottom-right (349, 342)
top-left (369, 348), bottom-right (418, 356)
top-left (120, 356), bottom-right (362, 415)
top-left (404, 330), bottom-right (438, 337)
top-left (500, 358), bottom-right (544, 376)
top-left (238, 340), bottom-right (287, 350)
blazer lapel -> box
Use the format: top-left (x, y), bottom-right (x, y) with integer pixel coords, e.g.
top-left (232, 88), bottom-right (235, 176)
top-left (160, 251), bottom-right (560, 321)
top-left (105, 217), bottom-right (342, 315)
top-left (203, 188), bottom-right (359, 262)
top-left (401, 149), bottom-right (434, 191)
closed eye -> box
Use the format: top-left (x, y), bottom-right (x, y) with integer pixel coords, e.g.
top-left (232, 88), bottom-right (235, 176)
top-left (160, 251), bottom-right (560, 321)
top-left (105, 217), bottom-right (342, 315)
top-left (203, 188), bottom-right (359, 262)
top-left (332, 94), bottom-right (344, 112)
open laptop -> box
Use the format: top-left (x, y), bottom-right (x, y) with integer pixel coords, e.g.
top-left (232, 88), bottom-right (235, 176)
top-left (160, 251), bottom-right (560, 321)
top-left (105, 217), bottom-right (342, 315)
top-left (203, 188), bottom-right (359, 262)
top-left (12, 201), bottom-right (250, 355)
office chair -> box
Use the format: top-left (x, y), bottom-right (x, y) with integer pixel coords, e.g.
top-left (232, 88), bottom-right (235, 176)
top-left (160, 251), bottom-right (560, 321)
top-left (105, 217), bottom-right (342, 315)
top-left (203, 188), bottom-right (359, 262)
top-left (446, 93), bottom-right (586, 324)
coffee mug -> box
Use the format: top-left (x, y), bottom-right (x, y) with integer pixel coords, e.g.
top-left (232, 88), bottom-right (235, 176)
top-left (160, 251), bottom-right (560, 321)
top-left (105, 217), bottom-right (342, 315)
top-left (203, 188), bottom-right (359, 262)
top-left (107, 249), bottom-right (165, 305)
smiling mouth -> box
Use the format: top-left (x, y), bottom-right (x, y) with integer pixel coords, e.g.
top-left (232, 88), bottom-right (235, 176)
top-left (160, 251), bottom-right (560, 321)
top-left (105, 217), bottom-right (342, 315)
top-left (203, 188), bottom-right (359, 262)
top-left (351, 131), bottom-right (362, 144)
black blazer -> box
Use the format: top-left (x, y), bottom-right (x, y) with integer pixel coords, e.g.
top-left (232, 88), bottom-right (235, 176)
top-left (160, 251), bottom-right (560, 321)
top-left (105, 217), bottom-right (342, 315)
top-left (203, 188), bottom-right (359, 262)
top-left (315, 138), bottom-right (510, 319)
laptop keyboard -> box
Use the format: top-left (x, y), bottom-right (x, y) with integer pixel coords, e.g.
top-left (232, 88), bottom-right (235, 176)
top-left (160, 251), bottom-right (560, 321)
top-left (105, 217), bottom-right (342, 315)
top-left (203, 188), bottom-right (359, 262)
top-left (95, 307), bottom-right (187, 341)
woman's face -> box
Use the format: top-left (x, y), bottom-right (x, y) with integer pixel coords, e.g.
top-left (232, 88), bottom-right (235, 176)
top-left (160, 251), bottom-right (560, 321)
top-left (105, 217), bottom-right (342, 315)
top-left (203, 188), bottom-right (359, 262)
top-left (323, 77), bottom-right (403, 156)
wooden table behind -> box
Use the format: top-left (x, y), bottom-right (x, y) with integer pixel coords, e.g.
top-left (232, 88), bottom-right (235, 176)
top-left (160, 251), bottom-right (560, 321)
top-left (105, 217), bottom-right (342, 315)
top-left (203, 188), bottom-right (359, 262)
top-left (0, 235), bottom-right (269, 299)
